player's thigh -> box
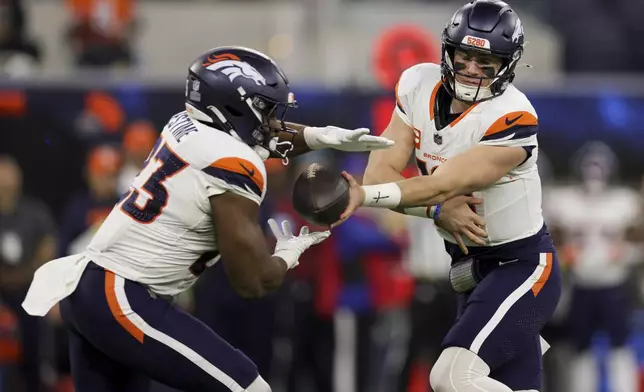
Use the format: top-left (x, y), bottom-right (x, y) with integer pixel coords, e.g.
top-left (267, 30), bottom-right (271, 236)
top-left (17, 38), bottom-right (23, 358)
top-left (63, 265), bottom-right (262, 392)
top-left (64, 326), bottom-right (149, 392)
top-left (442, 252), bottom-right (561, 372)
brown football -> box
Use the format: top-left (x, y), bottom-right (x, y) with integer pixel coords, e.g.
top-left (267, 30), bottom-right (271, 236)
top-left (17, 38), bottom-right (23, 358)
top-left (292, 163), bottom-right (350, 226)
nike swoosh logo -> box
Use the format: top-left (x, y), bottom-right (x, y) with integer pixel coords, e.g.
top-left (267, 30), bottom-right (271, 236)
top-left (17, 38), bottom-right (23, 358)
top-left (498, 258), bottom-right (519, 266)
top-left (239, 162), bottom-right (255, 177)
top-left (505, 114), bottom-right (523, 126)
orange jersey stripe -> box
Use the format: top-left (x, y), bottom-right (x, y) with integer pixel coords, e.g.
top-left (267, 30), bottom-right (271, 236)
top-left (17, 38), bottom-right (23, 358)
top-left (209, 157), bottom-right (265, 192)
top-left (450, 102), bottom-right (480, 128)
top-left (104, 271), bottom-right (144, 343)
top-left (427, 82), bottom-right (478, 128)
top-left (532, 253), bottom-right (553, 297)
top-left (484, 111), bottom-right (538, 137)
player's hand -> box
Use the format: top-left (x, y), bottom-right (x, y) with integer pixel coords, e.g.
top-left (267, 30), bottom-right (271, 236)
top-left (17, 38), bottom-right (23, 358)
top-left (303, 126), bottom-right (395, 152)
top-left (268, 219), bottom-right (331, 268)
top-left (434, 196), bottom-right (487, 254)
top-left (331, 171), bottom-right (365, 228)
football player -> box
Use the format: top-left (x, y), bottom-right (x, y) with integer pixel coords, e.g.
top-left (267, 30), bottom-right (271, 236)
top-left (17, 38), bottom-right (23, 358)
top-left (21, 46), bottom-right (393, 392)
top-left (334, 1), bottom-right (562, 391)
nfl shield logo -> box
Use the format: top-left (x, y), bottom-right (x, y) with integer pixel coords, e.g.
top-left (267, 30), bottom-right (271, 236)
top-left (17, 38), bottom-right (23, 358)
top-left (193, 80), bottom-right (200, 91)
top-left (434, 133), bottom-right (443, 145)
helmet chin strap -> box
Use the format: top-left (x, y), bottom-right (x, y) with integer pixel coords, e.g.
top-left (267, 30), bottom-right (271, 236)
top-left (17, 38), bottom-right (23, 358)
top-left (453, 79), bottom-right (493, 102)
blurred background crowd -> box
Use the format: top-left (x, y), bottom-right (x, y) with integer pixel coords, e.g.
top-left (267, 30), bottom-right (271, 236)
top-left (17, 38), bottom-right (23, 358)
top-left (2, 0), bottom-right (644, 392)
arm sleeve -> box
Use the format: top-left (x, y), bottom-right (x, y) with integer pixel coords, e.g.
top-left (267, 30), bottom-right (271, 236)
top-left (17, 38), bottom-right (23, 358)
top-left (198, 156), bottom-right (267, 205)
top-left (477, 108), bottom-right (539, 164)
top-left (478, 110), bottom-right (539, 147)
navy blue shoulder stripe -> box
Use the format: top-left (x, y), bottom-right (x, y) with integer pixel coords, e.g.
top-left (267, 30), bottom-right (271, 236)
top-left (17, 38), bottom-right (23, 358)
top-left (481, 124), bottom-right (538, 142)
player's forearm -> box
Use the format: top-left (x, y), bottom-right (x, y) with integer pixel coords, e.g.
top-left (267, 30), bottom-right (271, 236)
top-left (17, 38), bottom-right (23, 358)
top-left (397, 174), bottom-right (472, 207)
top-left (221, 223), bottom-right (289, 298)
top-left (226, 254), bottom-right (288, 298)
top-left (277, 121), bottom-right (311, 156)
top-left (257, 256), bottom-right (289, 295)
top-left (362, 146), bottom-right (524, 209)
top-left (362, 160), bottom-right (418, 216)
top-left (361, 172), bottom-right (473, 210)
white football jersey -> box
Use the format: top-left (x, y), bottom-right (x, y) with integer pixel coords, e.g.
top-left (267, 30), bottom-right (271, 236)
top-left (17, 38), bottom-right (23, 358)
top-left (85, 111), bottom-right (267, 296)
top-left (545, 185), bottom-right (641, 287)
top-left (396, 63), bottom-right (543, 248)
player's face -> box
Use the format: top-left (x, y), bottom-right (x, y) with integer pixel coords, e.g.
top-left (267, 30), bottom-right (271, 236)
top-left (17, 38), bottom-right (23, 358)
top-left (453, 49), bottom-right (502, 88)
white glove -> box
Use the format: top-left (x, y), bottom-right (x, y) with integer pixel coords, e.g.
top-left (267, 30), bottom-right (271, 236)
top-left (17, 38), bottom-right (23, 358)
top-left (303, 126), bottom-right (395, 152)
top-left (268, 219), bottom-right (331, 269)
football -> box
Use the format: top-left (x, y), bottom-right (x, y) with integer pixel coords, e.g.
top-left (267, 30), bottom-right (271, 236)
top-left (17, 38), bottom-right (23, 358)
top-left (292, 163), bottom-right (350, 226)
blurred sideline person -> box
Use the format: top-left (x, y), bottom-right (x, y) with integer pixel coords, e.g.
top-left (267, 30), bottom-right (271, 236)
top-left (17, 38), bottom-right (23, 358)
top-left (58, 145), bottom-right (122, 257)
top-left (331, 155), bottom-right (408, 392)
top-left (117, 121), bottom-right (159, 195)
top-left (0, 156), bottom-right (56, 392)
top-left (398, 216), bottom-right (456, 392)
top-left (547, 142), bottom-right (641, 392)
top-left (539, 149), bottom-right (573, 392)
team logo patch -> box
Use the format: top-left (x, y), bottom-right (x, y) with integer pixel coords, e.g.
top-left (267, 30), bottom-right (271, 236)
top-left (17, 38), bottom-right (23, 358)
top-left (505, 113), bottom-right (523, 126)
top-left (202, 53), bottom-right (267, 86)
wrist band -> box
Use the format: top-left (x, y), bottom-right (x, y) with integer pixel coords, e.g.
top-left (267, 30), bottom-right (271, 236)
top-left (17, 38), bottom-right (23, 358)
top-left (402, 205), bottom-right (441, 220)
top-left (362, 183), bottom-right (402, 208)
top-left (432, 203), bottom-right (443, 220)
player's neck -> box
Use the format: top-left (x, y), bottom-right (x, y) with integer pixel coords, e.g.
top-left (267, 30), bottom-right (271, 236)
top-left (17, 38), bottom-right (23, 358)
top-left (451, 99), bottom-right (473, 114)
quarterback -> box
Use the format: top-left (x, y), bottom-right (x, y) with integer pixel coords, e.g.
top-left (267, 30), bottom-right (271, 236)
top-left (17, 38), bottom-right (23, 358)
top-left (338, 1), bottom-right (562, 391)
top-left (21, 46), bottom-right (392, 392)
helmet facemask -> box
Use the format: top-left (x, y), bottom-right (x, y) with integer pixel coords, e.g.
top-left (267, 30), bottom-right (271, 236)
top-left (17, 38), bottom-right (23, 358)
top-left (247, 93), bottom-right (298, 164)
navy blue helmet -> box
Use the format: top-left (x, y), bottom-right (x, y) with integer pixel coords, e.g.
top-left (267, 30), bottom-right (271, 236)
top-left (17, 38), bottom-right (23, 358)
top-left (441, 0), bottom-right (525, 102)
top-left (185, 46), bottom-right (297, 159)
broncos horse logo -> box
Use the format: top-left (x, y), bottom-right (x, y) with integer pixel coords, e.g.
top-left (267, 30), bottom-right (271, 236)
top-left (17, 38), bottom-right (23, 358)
top-left (202, 53), bottom-right (267, 86)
